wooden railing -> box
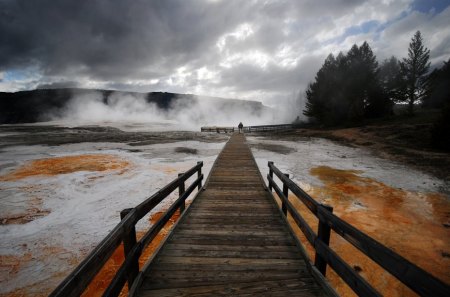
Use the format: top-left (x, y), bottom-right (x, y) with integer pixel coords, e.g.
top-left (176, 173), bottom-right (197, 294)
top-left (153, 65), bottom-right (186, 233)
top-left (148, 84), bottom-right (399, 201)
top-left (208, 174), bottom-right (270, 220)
top-left (243, 124), bottom-right (293, 133)
top-left (200, 124), bottom-right (293, 133)
top-left (50, 162), bottom-right (204, 297)
top-left (267, 161), bottom-right (449, 297)
top-left (200, 126), bottom-right (235, 133)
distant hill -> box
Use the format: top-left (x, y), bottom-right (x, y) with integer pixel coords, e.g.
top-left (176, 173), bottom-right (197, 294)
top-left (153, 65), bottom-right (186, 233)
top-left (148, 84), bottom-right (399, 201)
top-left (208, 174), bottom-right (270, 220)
top-left (0, 88), bottom-right (269, 124)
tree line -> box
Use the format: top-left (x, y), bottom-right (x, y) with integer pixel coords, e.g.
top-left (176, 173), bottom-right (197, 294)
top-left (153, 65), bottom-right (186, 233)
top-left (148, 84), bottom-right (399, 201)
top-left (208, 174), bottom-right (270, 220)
top-left (302, 31), bottom-right (450, 149)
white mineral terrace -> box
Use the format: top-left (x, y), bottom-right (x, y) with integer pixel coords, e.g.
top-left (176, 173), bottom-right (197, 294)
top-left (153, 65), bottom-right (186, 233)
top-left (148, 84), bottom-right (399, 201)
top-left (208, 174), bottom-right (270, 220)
top-left (0, 125), bottom-right (448, 297)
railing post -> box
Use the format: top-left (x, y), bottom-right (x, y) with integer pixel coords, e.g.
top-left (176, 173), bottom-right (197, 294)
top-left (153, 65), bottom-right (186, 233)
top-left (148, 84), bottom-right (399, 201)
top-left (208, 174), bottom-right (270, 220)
top-left (315, 204), bottom-right (333, 276)
top-left (120, 208), bottom-right (139, 289)
top-left (268, 161), bottom-right (274, 191)
top-left (178, 173), bottom-right (186, 213)
top-left (282, 174), bottom-right (289, 216)
top-left (197, 161), bottom-right (202, 190)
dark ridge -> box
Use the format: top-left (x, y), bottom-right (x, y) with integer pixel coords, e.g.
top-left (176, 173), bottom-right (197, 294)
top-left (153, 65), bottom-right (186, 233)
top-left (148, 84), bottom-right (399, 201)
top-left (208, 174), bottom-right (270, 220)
top-left (0, 88), bottom-right (267, 124)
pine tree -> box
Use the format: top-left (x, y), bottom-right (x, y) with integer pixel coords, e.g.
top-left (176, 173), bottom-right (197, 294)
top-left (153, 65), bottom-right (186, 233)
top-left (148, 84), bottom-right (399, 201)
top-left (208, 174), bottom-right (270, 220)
top-left (379, 56), bottom-right (402, 100)
top-left (423, 59), bottom-right (450, 108)
top-left (400, 31), bottom-right (430, 114)
top-left (303, 54), bottom-right (340, 125)
top-left (303, 42), bottom-right (390, 125)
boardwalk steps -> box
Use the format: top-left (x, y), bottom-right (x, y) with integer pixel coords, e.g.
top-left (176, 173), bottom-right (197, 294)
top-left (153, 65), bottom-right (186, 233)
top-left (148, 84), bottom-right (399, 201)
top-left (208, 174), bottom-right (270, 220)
top-left (132, 133), bottom-right (330, 296)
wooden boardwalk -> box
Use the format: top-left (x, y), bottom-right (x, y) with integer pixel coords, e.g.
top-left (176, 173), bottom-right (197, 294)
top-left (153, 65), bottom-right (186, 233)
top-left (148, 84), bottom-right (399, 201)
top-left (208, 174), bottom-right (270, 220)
top-left (134, 133), bottom-right (329, 296)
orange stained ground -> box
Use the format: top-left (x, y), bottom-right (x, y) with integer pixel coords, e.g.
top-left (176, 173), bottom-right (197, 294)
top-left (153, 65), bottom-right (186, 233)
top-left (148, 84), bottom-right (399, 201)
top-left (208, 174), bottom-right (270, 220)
top-left (149, 163), bottom-right (193, 176)
top-left (80, 209), bottom-right (182, 297)
top-left (0, 154), bottom-right (130, 182)
top-left (0, 208), bottom-right (182, 297)
top-left (283, 166), bottom-right (450, 297)
top-left (0, 192), bottom-right (50, 225)
top-left (0, 246), bottom-right (80, 297)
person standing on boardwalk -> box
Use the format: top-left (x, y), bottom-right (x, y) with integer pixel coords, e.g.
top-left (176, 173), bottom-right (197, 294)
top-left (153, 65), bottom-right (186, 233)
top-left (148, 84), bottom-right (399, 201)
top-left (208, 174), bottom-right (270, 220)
top-left (238, 122), bottom-right (243, 133)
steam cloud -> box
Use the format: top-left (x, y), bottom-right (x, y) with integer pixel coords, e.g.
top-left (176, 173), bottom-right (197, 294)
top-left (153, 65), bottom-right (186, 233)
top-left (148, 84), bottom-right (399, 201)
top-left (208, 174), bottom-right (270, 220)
top-left (51, 92), bottom-right (303, 131)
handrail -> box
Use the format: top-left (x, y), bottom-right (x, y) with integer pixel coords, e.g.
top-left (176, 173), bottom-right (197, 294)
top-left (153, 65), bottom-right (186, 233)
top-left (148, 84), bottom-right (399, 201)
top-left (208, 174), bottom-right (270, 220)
top-left (267, 161), bottom-right (450, 297)
top-left (200, 124), bottom-right (293, 133)
top-left (244, 124), bottom-right (293, 133)
top-left (200, 127), bottom-right (235, 133)
top-left (50, 161), bottom-right (204, 297)
top-left (102, 175), bottom-right (203, 296)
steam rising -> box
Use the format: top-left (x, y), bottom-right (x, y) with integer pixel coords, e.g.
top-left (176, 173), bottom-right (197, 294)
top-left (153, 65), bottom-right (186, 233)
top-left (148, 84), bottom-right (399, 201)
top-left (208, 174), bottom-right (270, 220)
top-left (52, 91), bottom-right (302, 131)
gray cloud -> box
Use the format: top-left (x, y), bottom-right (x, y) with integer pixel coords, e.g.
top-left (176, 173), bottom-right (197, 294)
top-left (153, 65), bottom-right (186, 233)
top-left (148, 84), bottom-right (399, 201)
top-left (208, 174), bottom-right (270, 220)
top-left (1, 0), bottom-right (449, 104)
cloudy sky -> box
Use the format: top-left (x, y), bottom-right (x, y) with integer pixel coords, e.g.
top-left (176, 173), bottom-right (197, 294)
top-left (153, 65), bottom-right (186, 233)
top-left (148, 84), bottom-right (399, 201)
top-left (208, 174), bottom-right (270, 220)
top-left (1, 0), bottom-right (449, 105)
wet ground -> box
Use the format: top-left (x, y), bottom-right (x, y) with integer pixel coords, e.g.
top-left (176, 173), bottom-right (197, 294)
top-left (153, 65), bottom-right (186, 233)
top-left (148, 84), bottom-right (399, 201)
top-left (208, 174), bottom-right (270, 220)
top-left (263, 124), bottom-right (450, 182)
top-left (0, 124), bottom-right (228, 296)
top-left (1, 125), bottom-right (449, 296)
top-left (0, 124), bottom-right (228, 149)
top-left (249, 136), bottom-right (450, 297)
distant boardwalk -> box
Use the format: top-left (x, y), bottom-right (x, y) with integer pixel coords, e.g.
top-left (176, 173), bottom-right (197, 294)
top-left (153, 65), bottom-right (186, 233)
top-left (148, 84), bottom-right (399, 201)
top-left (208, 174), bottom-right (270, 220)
top-left (201, 124), bottom-right (293, 133)
top-left (133, 133), bottom-right (328, 296)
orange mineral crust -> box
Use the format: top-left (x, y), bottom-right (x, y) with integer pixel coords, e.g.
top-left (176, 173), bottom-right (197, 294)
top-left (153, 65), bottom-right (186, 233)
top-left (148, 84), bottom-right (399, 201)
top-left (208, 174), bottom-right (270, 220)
top-left (81, 209), bottom-right (182, 297)
top-left (0, 193), bottom-right (50, 225)
top-left (0, 154), bottom-right (130, 181)
top-left (0, 246), bottom-right (80, 297)
top-left (284, 166), bottom-right (450, 297)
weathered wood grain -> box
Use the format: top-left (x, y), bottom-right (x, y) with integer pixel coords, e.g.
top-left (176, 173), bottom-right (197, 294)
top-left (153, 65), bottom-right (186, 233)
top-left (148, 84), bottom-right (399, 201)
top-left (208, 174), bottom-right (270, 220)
top-left (135, 133), bottom-right (328, 296)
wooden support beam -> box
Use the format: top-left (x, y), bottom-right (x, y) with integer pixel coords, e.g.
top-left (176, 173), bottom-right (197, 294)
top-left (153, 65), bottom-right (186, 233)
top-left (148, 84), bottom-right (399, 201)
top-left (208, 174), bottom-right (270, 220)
top-left (178, 173), bottom-right (186, 213)
top-left (120, 208), bottom-right (139, 289)
top-left (314, 204), bottom-right (333, 276)
top-left (281, 173), bottom-right (289, 216)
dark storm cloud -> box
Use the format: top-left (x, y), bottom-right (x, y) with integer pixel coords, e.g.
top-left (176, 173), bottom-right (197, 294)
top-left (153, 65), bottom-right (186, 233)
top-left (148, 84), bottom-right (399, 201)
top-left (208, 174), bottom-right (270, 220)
top-left (0, 0), bottom-right (382, 79)
top-left (1, 0), bottom-right (449, 103)
top-left (0, 0), bottom-right (248, 78)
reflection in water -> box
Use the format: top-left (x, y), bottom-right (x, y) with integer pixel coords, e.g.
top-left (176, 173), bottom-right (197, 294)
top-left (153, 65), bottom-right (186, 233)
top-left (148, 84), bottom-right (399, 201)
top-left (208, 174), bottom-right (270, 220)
top-left (285, 166), bottom-right (450, 297)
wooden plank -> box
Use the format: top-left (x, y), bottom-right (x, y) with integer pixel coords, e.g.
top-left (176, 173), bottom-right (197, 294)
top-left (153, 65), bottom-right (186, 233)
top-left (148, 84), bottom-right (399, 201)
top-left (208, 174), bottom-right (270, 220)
top-left (135, 133), bottom-right (327, 297)
top-left (187, 210), bottom-right (278, 216)
top-left (159, 249), bottom-right (303, 259)
top-left (175, 229), bottom-right (287, 237)
top-left (185, 216), bottom-right (280, 222)
top-left (177, 223), bottom-right (285, 230)
top-left (154, 256), bottom-right (305, 267)
top-left (141, 276), bottom-right (318, 292)
top-left (167, 236), bottom-right (296, 246)
top-left (163, 243), bottom-right (300, 253)
top-left (144, 270), bottom-right (309, 280)
top-left (140, 277), bottom-right (319, 293)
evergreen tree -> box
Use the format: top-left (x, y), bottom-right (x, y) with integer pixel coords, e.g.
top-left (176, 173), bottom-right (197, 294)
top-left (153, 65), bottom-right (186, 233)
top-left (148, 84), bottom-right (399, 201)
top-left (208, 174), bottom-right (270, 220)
top-left (399, 31), bottom-right (430, 114)
top-left (303, 41), bottom-right (389, 125)
top-left (356, 42), bottom-right (389, 118)
top-left (379, 56), bottom-right (404, 102)
top-left (304, 54), bottom-right (340, 125)
top-left (423, 59), bottom-right (450, 109)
